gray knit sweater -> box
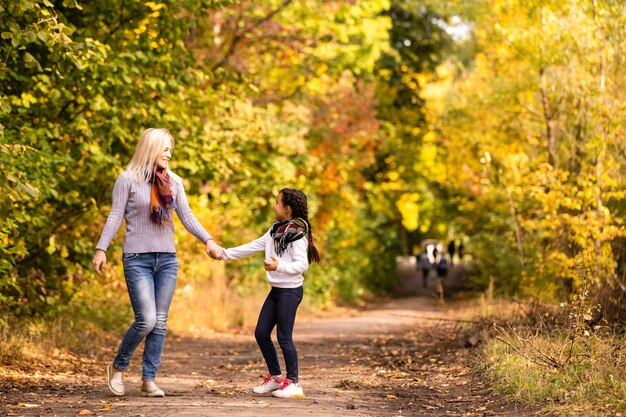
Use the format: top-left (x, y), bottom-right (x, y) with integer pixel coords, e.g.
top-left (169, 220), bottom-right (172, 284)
top-left (95, 170), bottom-right (212, 253)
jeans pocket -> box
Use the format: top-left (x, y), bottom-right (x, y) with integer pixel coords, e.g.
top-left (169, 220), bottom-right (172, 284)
top-left (123, 253), bottom-right (140, 262)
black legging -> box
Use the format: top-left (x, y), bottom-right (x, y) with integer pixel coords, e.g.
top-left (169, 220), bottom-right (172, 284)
top-left (254, 286), bottom-right (303, 382)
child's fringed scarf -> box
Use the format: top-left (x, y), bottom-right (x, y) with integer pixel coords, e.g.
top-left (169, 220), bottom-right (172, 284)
top-left (150, 168), bottom-right (175, 226)
top-left (270, 218), bottom-right (308, 256)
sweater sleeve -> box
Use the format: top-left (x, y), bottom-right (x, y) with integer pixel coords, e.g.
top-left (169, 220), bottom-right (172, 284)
top-left (224, 231), bottom-right (268, 260)
top-left (173, 176), bottom-right (212, 244)
top-left (275, 237), bottom-right (309, 275)
top-left (96, 174), bottom-right (130, 252)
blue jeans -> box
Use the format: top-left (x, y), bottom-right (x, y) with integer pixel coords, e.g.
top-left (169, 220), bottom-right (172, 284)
top-left (255, 286), bottom-right (303, 382)
top-left (113, 252), bottom-right (178, 380)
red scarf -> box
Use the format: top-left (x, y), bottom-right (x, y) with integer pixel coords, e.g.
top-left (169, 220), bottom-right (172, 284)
top-left (150, 168), bottom-right (175, 226)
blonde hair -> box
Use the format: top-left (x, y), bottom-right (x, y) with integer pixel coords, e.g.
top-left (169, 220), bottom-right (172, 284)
top-left (126, 128), bottom-right (174, 183)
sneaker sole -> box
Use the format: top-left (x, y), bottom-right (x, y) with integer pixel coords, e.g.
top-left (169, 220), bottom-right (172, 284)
top-left (106, 363), bottom-right (124, 396)
top-left (274, 394), bottom-right (305, 398)
top-left (252, 388), bottom-right (280, 394)
top-left (141, 391), bottom-right (165, 397)
top-left (273, 392), bottom-right (305, 398)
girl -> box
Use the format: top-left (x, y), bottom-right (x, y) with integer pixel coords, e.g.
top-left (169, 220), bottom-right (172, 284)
top-left (93, 128), bottom-right (225, 397)
top-left (224, 188), bottom-right (320, 398)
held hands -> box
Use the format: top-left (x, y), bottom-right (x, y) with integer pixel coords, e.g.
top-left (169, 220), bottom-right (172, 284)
top-left (92, 249), bottom-right (107, 275)
top-left (264, 255), bottom-right (279, 272)
top-left (206, 239), bottom-right (226, 260)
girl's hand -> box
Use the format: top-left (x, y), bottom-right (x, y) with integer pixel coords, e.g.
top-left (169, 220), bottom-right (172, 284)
top-left (264, 256), bottom-right (279, 271)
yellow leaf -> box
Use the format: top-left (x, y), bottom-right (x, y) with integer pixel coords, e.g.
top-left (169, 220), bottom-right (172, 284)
top-left (386, 395), bottom-right (397, 399)
top-left (78, 410), bottom-right (94, 415)
top-left (396, 193), bottom-right (420, 232)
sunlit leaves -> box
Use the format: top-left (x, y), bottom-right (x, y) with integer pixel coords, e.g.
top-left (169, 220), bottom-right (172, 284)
top-left (0, 0), bottom-right (232, 315)
top-left (418, 0), bottom-right (626, 298)
top-left (396, 193), bottom-right (420, 232)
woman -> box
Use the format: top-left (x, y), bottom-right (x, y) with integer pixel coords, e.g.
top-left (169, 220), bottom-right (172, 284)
top-left (92, 128), bottom-right (224, 397)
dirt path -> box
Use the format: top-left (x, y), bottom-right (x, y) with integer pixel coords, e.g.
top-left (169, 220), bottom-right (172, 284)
top-left (1, 297), bottom-right (545, 417)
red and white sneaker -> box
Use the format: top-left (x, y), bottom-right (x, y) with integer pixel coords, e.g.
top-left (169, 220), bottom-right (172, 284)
top-left (252, 374), bottom-right (283, 394)
top-left (272, 378), bottom-right (305, 398)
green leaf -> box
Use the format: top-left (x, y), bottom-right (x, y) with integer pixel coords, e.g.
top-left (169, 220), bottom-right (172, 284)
top-left (19, 1), bottom-right (34, 10)
top-left (37, 31), bottom-right (50, 42)
top-left (23, 52), bottom-right (43, 72)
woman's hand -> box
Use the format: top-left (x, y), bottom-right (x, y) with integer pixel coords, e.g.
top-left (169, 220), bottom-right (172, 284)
top-left (93, 249), bottom-right (107, 275)
top-left (206, 239), bottom-right (226, 260)
top-left (264, 255), bottom-right (279, 271)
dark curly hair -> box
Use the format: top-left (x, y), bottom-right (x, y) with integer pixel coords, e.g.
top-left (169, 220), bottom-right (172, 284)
top-left (279, 188), bottom-right (320, 263)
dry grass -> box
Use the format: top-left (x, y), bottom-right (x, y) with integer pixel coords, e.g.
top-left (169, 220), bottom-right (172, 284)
top-left (0, 323), bottom-right (29, 364)
top-left (476, 279), bottom-right (626, 417)
top-left (168, 259), bottom-right (330, 335)
top-left (168, 268), bottom-right (265, 335)
top-left (0, 314), bottom-right (117, 367)
top-left (484, 332), bottom-right (626, 416)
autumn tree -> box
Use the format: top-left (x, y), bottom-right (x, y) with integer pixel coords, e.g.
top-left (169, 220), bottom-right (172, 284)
top-left (417, 0), bottom-right (626, 316)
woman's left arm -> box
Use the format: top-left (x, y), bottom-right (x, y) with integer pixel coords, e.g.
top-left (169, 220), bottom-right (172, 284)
top-left (274, 238), bottom-right (309, 275)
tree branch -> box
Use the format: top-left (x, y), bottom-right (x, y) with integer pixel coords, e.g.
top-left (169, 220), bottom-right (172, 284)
top-left (211, 0), bottom-right (294, 72)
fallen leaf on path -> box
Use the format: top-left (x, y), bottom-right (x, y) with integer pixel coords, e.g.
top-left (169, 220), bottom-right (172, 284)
top-left (18, 403), bottom-right (41, 408)
top-left (77, 410), bottom-right (94, 415)
top-left (386, 395), bottom-right (397, 399)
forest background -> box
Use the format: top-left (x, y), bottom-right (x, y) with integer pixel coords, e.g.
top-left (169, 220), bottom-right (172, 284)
top-left (1, 0), bottom-right (625, 412)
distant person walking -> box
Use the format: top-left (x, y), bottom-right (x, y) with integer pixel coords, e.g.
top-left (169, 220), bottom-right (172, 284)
top-left (447, 240), bottom-right (455, 265)
top-left (426, 243), bottom-right (436, 264)
top-left (223, 188), bottom-right (320, 398)
top-left (435, 254), bottom-right (449, 303)
top-left (92, 128), bottom-right (225, 398)
top-left (417, 251), bottom-right (431, 288)
top-left (458, 241), bottom-right (465, 263)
